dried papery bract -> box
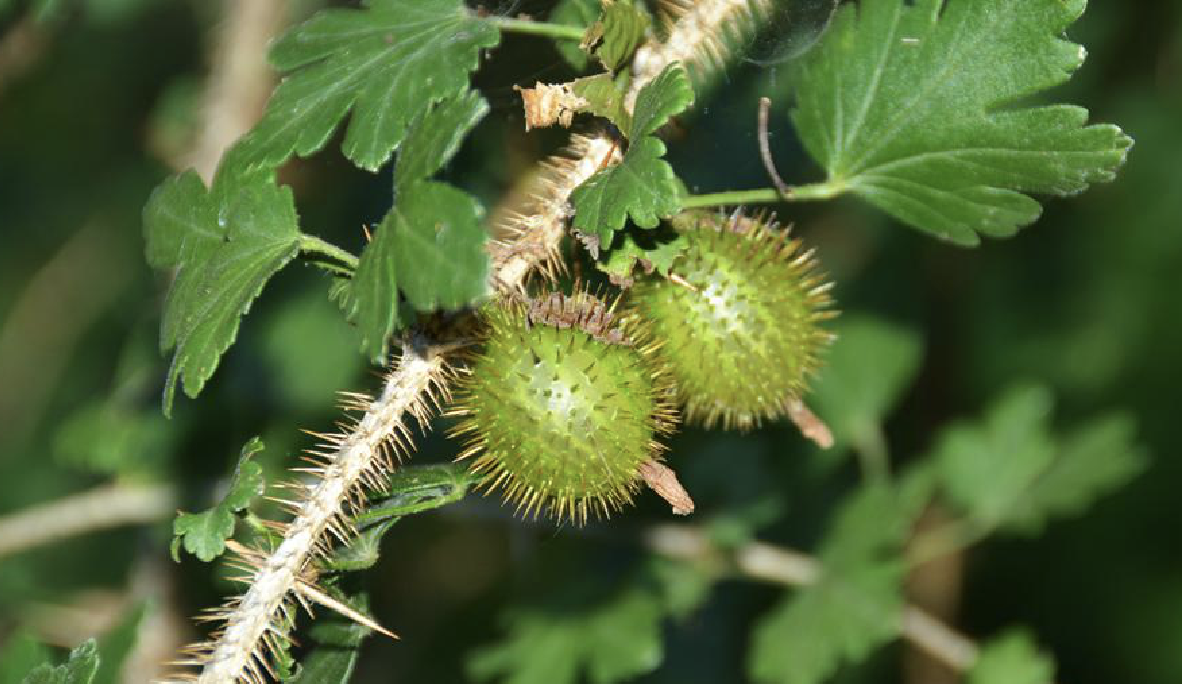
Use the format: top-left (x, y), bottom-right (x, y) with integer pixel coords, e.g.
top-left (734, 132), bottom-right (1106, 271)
top-left (632, 210), bottom-right (837, 432)
top-left (449, 293), bottom-right (678, 524)
top-left (514, 82), bottom-right (589, 131)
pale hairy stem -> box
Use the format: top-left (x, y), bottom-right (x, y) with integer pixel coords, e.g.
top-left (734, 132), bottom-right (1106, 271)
top-left (0, 483), bottom-right (174, 560)
top-left (643, 524), bottom-right (984, 675)
top-left (191, 342), bottom-right (447, 684)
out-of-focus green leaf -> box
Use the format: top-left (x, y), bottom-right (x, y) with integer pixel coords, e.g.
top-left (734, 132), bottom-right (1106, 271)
top-left (54, 402), bottom-right (171, 478)
top-left (261, 290), bottom-right (362, 413)
top-left (0, 632), bottom-right (50, 684)
top-left (229, 0), bottom-right (499, 171)
top-left (143, 169), bottom-right (301, 415)
top-left (968, 630), bottom-right (1055, 684)
top-left (469, 560), bottom-right (709, 684)
top-left (933, 386), bottom-right (1145, 535)
top-left (22, 640), bottom-right (98, 684)
top-left (935, 386), bottom-right (1056, 526)
top-left (1006, 414), bottom-right (1146, 534)
top-left (791, 0), bottom-right (1132, 244)
top-left (172, 438), bottom-right (266, 562)
top-left (810, 315), bottom-right (923, 453)
top-left (749, 485), bottom-right (910, 684)
top-left (550, 0), bottom-right (601, 70)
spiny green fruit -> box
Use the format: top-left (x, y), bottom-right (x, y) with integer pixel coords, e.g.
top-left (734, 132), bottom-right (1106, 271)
top-left (449, 292), bottom-right (677, 524)
top-left (631, 210), bottom-right (836, 430)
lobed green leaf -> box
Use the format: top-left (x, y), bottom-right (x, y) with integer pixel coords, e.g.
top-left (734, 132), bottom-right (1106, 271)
top-left (749, 485), bottom-right (913, 684)
top-left (395, 89), bottom-right (488, 187)
top-left (229, 0), bottom-right (499, 172)
top-left (144, 170), bottom-right (301, 414)
top-left (597, 228), bottom-right (686, 286)
top-left (570, 137), bottom-right (684, 247)
top-left (627, 63), bottom-right (694, 140)
top-left (340, 181), bottom-right (488, 360)
top-left (791, 0), bottom-right (1133, 244)
top-left (811, 315), bottom-right (923, 454)
top-left (469, 560), bottom-right (708, 684)
top-left (172, 438), bottom-right (266, 562)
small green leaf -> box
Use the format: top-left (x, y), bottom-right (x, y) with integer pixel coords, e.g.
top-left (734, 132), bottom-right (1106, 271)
top-left (934, 386), bottom-right (1056, 527)
top-left (968, 630), bottom-right (1055, 684)
top-left (570, 137), bottom-right (684, 246)
top-left (792, 0), bottom-right (1133, 244)
top-left (585, 0), bottom-right (649, 71)
top-left (550, 0), bottom-right (601, 70)
top-left (0, 632), bottom-right (50, 684)
top-left (172, 438), bottom-right (266, 562)
top-left (749, 485), bottom-right (911, 684)
top-left (469, 560), bottom-right (707, 684)
top-left (569, 64), bottom-right (692, 246)
top-left (1006, 414), bottom-right (1146, 534)
top-left (597, 228), bottom-right (686, 286)
top-left (395, 90), bottom-right (488, 188)
top-left (172, 508), bottom-right (234, 563)
top-left (811, 315), bottom-right (923, 453)
top-left (22, 640), bottom-right (99, 684)
top-left (230, 0), bottom-right (499, 172)
top-left (627, 63), bottom-right (693, 140)
top-left (933, 385), bottom-right (1144, 535)
top-left (144, 170), bottom-right (301, 414)
top-left (570, 73), bottom-right (630, 131)
top-left (340, 181), bottom-right (488, 360)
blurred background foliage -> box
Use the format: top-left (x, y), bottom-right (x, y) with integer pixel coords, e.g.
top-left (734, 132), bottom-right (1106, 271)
top-left (0, 0), bottom-right (1179, 682)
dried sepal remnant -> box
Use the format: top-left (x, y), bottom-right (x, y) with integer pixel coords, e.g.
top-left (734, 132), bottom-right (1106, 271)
top-left (449, 293), bottom-right (678, 524)
top-left (514, 82), bottom-right (590, 131)
top-left (631, 210), bottom-right (837, 432)
top-left (488, 134), bottom-right (622, 290)
top-left (171, 341), bottom-right (455, 684)
top-left (633, 0), bottom-right (773, 98)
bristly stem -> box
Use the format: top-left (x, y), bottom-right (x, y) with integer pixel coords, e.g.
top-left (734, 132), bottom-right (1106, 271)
top-left (488, 17), bottom-right (585, 42)
top-left (299, 234), bottom-right (359, 272)
top-left (680, 183), bottom-right (846, 209)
